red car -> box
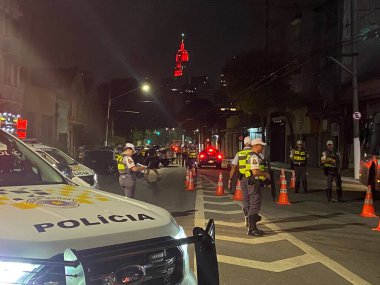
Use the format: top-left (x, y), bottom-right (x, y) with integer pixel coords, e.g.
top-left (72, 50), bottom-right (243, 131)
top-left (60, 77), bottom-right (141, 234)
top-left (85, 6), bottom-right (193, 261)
top-left (198, 147), bottom-right (223, 168)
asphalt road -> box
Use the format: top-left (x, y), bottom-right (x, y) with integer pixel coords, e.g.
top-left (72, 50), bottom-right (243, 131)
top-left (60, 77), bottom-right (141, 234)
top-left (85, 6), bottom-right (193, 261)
top-left (98, 164), bottom-right (380, 285)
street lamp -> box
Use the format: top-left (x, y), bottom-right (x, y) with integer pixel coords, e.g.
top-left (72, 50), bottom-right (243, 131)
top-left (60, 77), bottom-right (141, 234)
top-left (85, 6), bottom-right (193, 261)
top-left (105, 83), bottom-right (150, 146)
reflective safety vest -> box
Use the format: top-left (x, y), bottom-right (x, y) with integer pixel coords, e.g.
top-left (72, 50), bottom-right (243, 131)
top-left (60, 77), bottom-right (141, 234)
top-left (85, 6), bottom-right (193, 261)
top-left (321, 150), bottom-right (338, 168)
top-left (292, 149), bottom-right (307, 166)
top-left (238, 149), bottom-right (252, 178)
top-left (188, 149), bottom-right (197, 159)
top-left (252, 153), bottom-right (266, 181)
top-left (116, 154), bottom-right (126, 172)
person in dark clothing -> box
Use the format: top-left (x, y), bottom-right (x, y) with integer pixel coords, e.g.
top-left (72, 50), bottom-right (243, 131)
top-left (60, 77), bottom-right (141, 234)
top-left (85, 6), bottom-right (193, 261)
top-left (290, 140), bottom-right (309, 193)
top-left (321, 140), bottom-right (343, 202)
top-left (144, 147), bottom-right (160, 182)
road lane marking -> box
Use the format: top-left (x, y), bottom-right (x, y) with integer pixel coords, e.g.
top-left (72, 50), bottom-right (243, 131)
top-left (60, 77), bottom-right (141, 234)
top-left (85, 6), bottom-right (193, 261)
top-left (262, 217), bottom-right (372, 285)
top-left (203, 194), bottom-right (229, 198)
top-left (205, 209), bottom-right (242, 214)
top-left (217, 254), bottom-right (317, 272)
top-left (217, 234), bottom-right (285, 245)
top-left (199, 174), bottom-right (372, 285)
top-left (214, 220), bottom-right (246, 227)
top-left (204, 201), bottom-right (237, 205)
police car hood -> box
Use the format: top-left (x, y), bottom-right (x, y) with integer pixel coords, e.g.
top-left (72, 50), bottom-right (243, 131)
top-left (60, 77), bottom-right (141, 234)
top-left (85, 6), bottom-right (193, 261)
top-left (0, 185), bottom-right (178, 259)
top-left (69, 163), bottom-right (95, 177)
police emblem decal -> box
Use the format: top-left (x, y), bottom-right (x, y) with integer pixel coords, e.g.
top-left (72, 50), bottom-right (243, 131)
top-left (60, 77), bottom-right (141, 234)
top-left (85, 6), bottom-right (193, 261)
top-left (26, 197), bottom-right (79, 208)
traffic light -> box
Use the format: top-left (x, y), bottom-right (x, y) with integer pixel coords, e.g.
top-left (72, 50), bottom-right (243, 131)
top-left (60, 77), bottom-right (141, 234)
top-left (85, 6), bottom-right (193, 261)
top-left (146, 139), bottom-right (151, 145)
top-left (156, 131), bottom-right (160, 135)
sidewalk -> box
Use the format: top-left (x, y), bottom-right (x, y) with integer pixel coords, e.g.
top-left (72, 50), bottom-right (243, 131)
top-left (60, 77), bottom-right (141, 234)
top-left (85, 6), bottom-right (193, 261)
top-left (270, 162), bottom-right (360, 184)
top-left (222, 159), bottom-right (364, 188)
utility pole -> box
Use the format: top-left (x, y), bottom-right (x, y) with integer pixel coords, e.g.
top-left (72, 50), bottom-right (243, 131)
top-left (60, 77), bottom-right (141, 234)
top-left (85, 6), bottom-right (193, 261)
top-left (351, 0), bottom-right (360, 179)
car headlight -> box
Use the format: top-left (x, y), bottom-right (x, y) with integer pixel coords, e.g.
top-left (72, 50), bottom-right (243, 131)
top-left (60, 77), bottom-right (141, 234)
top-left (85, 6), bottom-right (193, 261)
top-left (175, 226), bottom-right (188, 256)
top-left (94, 173), bottom-right (98, 183)
top-left (0, 261), bottom-right (40, 283)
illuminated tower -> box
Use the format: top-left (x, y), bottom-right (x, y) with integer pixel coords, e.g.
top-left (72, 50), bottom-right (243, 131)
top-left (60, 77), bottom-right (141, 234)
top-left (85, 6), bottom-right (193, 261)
top-left (174, 33), bottom-right (189, 77)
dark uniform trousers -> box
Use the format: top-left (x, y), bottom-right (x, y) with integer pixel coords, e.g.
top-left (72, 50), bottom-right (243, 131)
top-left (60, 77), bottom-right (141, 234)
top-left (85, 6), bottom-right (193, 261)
top-left (325, 168), bottom-right (342, 201)
top-left (119, 173), bottom-right (137, 198)
top-left (294, 164), bottom-right (307, 192)
top-left (247, 181), bottom-right (262, 216)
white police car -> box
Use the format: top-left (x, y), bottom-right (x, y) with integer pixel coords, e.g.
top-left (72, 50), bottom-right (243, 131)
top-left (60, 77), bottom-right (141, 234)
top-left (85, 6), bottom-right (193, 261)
top-left (0, 130), bottom-right (219, 285)
top-left (25, 142), bottom-right (99, 189)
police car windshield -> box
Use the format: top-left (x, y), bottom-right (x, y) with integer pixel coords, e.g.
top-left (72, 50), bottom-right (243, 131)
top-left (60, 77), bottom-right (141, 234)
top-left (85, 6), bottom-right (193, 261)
top-left (0, 131), bottom-right (66, 186)
top-left (43, 148), bottom-right (78, 165)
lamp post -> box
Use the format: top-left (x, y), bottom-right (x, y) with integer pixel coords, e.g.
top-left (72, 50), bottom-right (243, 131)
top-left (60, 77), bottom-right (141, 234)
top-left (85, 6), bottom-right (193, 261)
top-left (166, 127), bottom-right (175, 145)
top-left (105, 83), bottom-right (150, 146)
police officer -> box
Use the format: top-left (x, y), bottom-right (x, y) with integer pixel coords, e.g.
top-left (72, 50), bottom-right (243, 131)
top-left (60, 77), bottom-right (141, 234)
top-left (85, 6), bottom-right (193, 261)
top-left (290, 140), bottom-right (309, 193)
top-left (181, 145), bottom-right (188, 167)
top-left (321, 140), bottom-right (343, 202)
top-left (247, 138), bottom-right (270, 237)
top-left (187, 144), bottom-right (198, 175)
top-left (228, 136), bottom-right (252, 226)
top-left (118, 143), bottom-right (147, 198)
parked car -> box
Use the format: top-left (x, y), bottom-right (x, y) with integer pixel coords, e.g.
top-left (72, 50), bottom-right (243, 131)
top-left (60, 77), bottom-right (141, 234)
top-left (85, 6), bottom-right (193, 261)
top-left (154, 145), bottom-right (175, 166)
top-left (198, 147), bottom-right (224, 168)
top-left (0, 129), bottom-right (219, 285)
top-left (26, 142), bottom-right (99, 188)
top-left (33, 149), bottom-right (92, 188)
top-left (82, 149), bottom-right (117, 175)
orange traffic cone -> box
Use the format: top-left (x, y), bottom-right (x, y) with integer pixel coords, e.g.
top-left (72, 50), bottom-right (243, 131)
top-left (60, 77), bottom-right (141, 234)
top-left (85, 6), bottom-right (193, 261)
top-left (184, 169), bottom-right (189, 188)
top-left (186, 171), bottom-right (195, 191)
top-left (360, 185), bottom-right (377, 218)
top-left (372, 217), bottom-right (380, 232)
top-left (215, 172), bottom-right (226, 196)
top-left (289, 170), bottom-right (295, 189)
top-left (233, 180), bottom-right (243, 201)
top-left (277, 172), bottom-right (291, 205)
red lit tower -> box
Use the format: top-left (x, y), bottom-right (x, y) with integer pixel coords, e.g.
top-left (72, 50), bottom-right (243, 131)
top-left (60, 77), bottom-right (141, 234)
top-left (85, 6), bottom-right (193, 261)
top-left (174, 33), bottom-right (189, 77)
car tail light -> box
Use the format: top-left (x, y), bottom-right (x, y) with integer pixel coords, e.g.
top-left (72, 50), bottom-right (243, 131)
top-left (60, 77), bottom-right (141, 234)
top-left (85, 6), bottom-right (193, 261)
top-left (200, 154), bottom-right (205, 159)
top-left (208, 148), bottom-right (214, 152)
top-left (217, 154), bottom-right (223, 160)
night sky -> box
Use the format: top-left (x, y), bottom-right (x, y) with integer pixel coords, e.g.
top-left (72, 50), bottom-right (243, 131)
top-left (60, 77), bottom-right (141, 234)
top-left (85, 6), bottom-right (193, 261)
top-left (20, 0), bottom-right (265, 84)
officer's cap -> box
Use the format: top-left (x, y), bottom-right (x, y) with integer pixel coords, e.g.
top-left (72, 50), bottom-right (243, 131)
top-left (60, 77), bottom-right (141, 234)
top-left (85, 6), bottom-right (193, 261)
top-left (243, 136), bottom-right (251, 145)
top-left (296, 140), bottom-right (303, 145)
top-left (251, 138), bottom-right (267, 146)
top-left (124, 143), bottom-right (136, 152)
top-left (326, 140), bottom-right (334, 146)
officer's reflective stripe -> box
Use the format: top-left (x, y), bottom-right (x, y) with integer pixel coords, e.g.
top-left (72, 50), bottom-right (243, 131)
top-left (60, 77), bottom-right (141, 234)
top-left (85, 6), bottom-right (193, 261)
top-left (293, 150), bottom-right (307, 165)
top-left (188, 150), bottom-right (197, 158)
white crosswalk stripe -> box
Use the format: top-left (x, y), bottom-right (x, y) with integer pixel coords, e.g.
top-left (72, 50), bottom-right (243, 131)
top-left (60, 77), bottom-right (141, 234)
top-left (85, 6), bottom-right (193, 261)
top-left (196, 174), bottom-right (372, 285)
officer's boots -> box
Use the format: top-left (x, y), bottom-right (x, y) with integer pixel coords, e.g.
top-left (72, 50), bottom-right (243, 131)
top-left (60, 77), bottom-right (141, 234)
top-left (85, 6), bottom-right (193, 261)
top-left (302, 181), bottom-right (308, 193)
top-left (326, 188), bottom-right (332, 202)
top-left (242, 207), bottom-right (249, 227)
top-left (337, 188), bottom-right (343, 202)
top-left (247, 214), bottom-right (264, 237)
top-left (295, 181), bottom-right (300, 193)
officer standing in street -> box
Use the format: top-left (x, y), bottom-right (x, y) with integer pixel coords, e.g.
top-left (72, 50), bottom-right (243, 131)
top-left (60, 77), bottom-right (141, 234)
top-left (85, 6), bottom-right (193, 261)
top-left (290, 140), bottom-right (309, 193)
top-left (247, 138), bottom-right (270, 237)
top-left (228, 136), bottom-right (252, 226)
top-left (181, 145), bottom-right (188, 167)
top-left (118, 143), bottom-right (147, 198)
top-left (321, 140), bottom-right (343, 202)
